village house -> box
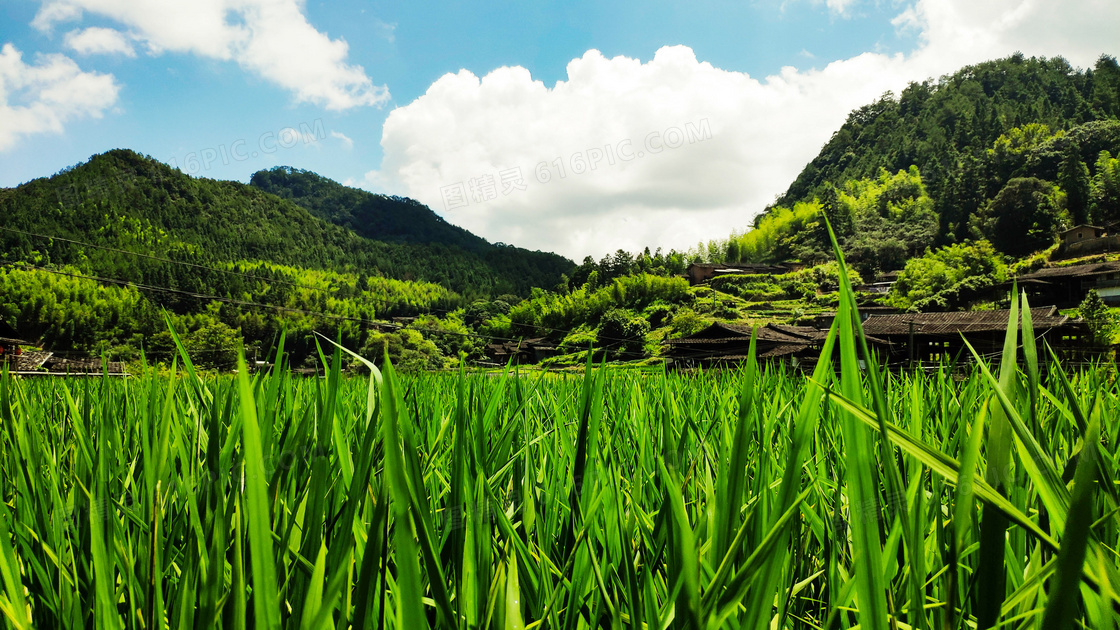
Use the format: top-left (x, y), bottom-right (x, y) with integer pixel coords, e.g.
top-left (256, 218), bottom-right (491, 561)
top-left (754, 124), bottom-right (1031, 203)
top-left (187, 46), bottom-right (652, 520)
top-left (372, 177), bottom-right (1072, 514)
top-left (0, 321), bottom-right (126, 374)
top-left (484, 337), bottom-right (559, 365)
top-left (1012, 261), bottom-right (1120, 307)
top-left (860, 306), bottom-right (1088, 365)
top-left (1056, 224), bottom-right (1120, 258)
top-left (665, 306), bottom-right (1093, 370)
top-left (855, 270), bottom-right (903, 295)
top-left (664, 322), bottom-right (830, 368)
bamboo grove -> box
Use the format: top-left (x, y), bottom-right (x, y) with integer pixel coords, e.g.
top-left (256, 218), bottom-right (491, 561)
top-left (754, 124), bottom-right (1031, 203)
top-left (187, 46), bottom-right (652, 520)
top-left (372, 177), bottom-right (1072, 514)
top-left (1, 247), bottom-right (1119, 629)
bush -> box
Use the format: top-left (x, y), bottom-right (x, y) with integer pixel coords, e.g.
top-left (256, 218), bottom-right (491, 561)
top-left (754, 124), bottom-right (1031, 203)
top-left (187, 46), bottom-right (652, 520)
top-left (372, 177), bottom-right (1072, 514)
top-left (891, 240), bottom-right (1008, 310)
top-left (1078, 289), bottom-right (1118, 346)
top-left (597, 309), bottom-right (650, 358)
top-left (643, 301), bottom-right (675, 328)
top-left (669, 308), bottom-right (706, 336)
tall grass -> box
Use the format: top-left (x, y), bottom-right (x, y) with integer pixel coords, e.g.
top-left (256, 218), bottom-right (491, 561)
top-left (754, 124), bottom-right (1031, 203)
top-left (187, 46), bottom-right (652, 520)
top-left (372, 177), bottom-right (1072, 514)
top-left (1, 282), bottom-right (1118, 628)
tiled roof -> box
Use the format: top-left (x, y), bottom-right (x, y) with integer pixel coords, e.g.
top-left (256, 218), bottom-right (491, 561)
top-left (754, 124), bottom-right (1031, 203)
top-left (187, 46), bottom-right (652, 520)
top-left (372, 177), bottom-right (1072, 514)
top-left (862, 307), bottom-right (1069, 336)
top-left (1060, 224), bottom-right (1105, 235)
top-left (43, 356), bottom-right (127, 374)
top-left (14, 351), bottom-right (52, 371)
top-left (1016, 261), bottom-right (1120, 281)
top-left (665, 322), bottom-right (822, 346)
top-left (759, 344), bottom-right (809, 358)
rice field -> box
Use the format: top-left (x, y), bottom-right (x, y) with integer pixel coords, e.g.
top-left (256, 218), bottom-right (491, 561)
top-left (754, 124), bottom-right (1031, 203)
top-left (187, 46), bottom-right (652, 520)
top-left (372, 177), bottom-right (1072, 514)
top-left (1, 267), bottom-right (1119, 629)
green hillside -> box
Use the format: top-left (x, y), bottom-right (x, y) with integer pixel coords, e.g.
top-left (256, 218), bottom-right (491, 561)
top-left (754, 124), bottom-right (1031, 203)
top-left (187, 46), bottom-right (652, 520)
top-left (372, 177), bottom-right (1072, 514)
top-left (712, 54), bottom-right (1120, 301)
top-left (249, 166), bottom-right (575, 297)
top-left (0, 150), bottom-right (573, 297)
top-left (0, 150), bottom-right (574, 365)
top-left (776, 53), bottom-right (1120, 211)
top-left (250, 167), bottom-right (491, 251)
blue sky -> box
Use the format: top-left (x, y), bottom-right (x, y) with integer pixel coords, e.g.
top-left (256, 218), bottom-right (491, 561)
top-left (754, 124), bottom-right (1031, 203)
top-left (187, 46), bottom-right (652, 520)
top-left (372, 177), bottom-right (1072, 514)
top-left (1, 0), bottom-right (1116, 257)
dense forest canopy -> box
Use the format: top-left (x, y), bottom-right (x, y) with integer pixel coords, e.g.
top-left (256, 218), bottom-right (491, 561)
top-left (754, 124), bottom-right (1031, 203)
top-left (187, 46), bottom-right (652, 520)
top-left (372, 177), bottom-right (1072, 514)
top-left (250, 167), bottom-right (492, 252)
top-left (249, 166), bottom-right (575, 298)
top-left (775, 54), bottom-right (1120, 210)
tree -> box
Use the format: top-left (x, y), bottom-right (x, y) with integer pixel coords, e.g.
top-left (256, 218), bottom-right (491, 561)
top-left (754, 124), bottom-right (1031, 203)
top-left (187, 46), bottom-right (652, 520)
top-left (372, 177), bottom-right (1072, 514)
top-left (1057, 142), bottom-right (1091, 224)
top-left (725, 239), bottom-right (741, 264)
top-left (974, 178), bottom-right (1063, 256)
top-left (891, 240), bottom-right (1008, 310)
top-left (670, 308), bottom-right (706, 336)
top-left (1090, 151), bottom-right (1120, 225)
top-left (185, 319), bottom-right (241, 371)
top-left (1078, 289), bottom-right (1117, 346)
top-left (597, 308), bottom-right (650, 359)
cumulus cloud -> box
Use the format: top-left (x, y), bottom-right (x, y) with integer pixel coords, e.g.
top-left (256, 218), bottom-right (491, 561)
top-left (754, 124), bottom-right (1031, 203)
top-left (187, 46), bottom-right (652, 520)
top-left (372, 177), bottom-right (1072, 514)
top-left (64, 27), bottom-right (136, 57)
top-left (33, 0), bottom-right (389, 110)
top-left (0, 43), bottom-right (119, 151)
top-left (369, 0), bottom-right (1120, 259)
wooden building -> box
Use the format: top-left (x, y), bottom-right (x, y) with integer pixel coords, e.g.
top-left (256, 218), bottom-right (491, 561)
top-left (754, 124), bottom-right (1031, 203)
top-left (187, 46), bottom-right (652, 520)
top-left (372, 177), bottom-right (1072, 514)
top-left (664, 322), bottom-right (828, 368)
top-left (0, 321), bottom-right (28, 369)
top-left (484, 337), bottom-right (559, 365)
top-left (1056, 224), bottom-right (1120, 258)
top-left (1012, 261), bottom-right (1120, 307)
top-left (0, 322), bottom-right (126, 374)
top-left (855, 270), bottom-right (903, 295)
top-left (861, 306), bottom-right (1087, 365)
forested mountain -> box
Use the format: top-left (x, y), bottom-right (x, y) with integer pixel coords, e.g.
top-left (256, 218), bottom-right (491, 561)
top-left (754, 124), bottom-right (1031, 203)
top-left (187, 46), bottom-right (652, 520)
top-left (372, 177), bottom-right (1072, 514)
top-left (776, 53), bottom-right (1120, 210)
top-left (719, 54), bottom-right (1120, 279)
top-left (251, 167), bottom-right (491, 252)
top-left (249, 166), bottom-right (575, 297)
top-left (0, 150), bottom-right (574, 298)
top-left (0, 149), bottom-right (574, 364)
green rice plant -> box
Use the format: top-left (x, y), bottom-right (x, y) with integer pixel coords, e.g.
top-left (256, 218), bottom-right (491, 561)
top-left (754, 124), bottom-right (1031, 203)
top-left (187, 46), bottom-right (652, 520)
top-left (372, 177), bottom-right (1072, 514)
top-left (0, 245), bottom-right (1119, 628)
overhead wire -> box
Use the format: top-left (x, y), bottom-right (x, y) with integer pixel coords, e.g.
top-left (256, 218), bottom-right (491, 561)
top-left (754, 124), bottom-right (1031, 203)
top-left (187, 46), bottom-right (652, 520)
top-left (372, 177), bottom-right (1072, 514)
top-left (0, 261), bottom-right (643, 354)
top-left (0, 225), bottom-right (652, 347)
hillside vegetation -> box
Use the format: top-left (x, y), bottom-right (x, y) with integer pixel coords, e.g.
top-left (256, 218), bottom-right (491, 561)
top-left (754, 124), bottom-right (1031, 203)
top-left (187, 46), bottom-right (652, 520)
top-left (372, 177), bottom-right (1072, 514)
top-left (250, 167), bottom-right (573, 292)
top-left (0, 150), bottom-right (572, 365)
top-left (715, 55), bottom-right (1120, 274)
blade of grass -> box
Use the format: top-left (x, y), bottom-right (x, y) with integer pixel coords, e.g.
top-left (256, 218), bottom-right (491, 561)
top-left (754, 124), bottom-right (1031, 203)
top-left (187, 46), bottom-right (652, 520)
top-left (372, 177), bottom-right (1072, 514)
top-left (235, 351), bottom-right (281, 630)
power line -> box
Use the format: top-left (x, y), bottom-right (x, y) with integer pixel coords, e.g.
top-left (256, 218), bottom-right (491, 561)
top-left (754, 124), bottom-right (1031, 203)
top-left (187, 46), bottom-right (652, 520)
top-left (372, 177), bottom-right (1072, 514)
top-left (0, 261), bottom-right (503, 341)
top-left (0, 226), bottom-right (649, 346)
top-left (0, 262), bottom-right (646, 353)
top-left (0, 225), bottom-right (354, 296)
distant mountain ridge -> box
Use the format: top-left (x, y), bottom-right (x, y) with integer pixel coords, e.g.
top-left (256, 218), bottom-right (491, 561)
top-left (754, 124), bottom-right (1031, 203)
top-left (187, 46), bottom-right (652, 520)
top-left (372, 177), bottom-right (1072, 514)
top-left (250, 167), bottom-right (492, 252)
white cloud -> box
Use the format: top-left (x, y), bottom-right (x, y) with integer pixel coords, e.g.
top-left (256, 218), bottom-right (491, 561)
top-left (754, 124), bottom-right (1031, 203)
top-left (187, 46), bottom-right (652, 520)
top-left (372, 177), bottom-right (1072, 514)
top-left (33, 0), bottom-right (389, 110)
top-left (368, 0), bottom-right (1120, 259)
top-left (0, 43), bottom-right (119, 151)
top-left (330, 130), bottom-right (353, 148)
top-left (64, 27), bottom-right (136, 57)
top-left (825, 0), bottom-right (857, 16)
top-left (30, 2), bottom-right (81, 32)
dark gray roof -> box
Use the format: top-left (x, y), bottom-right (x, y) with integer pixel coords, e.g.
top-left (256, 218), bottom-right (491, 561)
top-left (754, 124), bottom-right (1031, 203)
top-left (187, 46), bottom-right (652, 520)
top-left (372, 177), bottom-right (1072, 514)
top-left (862, 306), bottom-right (1069, 336)
top-left (1016, 261), bottom-right (1120, 281)
top-left (666, 322), bottom-right (814, 346)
